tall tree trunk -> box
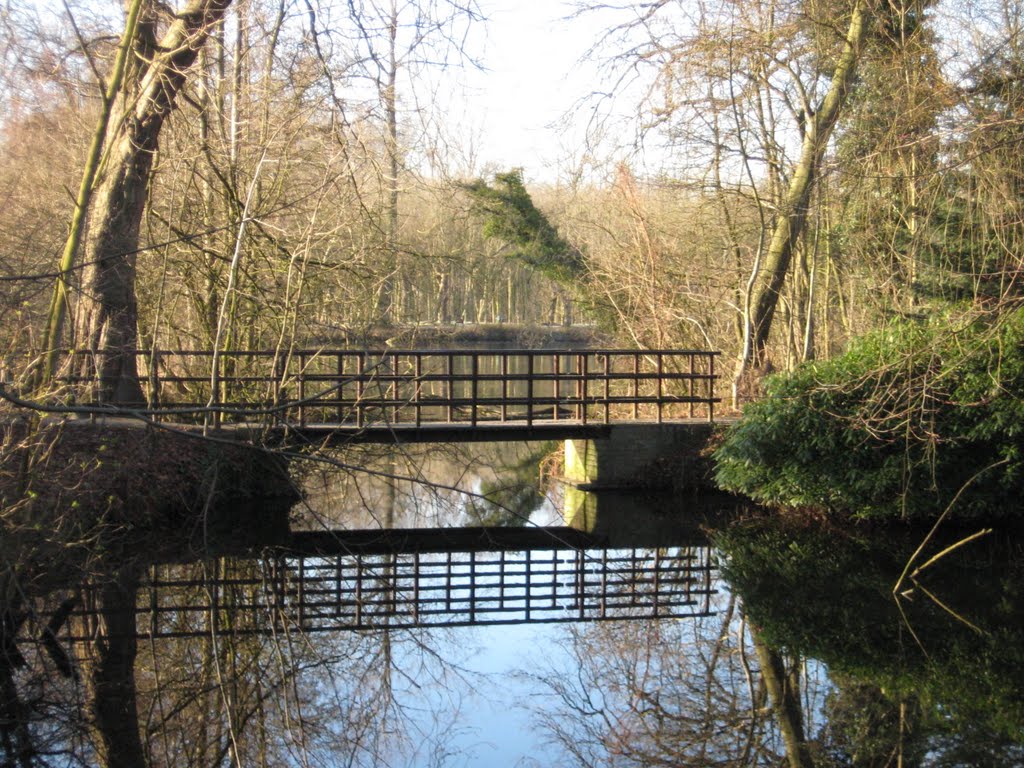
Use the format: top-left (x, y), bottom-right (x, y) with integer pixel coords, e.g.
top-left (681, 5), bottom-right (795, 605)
top-left (40, 0), bottom-right (145, 388)
top-left (75, 0), bottom-right (233, 405)
top-left (743, 1), bottom-right (870, 371)
top-left (378, 1), bottom-right (401, 324)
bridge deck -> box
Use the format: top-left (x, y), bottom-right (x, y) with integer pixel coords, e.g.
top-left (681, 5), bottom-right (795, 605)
top-left (261, 417), bottom-right (721, 444)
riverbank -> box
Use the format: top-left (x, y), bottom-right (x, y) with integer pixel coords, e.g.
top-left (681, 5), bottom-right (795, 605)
top-left (0, 413), bottom-right (296, 593)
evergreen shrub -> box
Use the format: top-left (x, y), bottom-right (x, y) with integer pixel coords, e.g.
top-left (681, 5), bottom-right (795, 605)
top-left (714, 309), bottom-right (1024, 519)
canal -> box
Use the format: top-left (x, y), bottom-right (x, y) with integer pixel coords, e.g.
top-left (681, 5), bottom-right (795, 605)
top-left (4, 434), bottom-right (1022, 766)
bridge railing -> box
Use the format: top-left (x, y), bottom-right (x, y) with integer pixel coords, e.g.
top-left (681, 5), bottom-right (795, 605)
top-left (53, 348), bottom-right (719, 426)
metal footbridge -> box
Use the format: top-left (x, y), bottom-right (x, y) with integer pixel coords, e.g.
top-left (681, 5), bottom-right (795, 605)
top-left (53, 347), bottom-right (720, 441)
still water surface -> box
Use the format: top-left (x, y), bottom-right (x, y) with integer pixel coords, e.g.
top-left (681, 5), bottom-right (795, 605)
top-left (292, 442), bottom-right (1024, 766)
top-left (4, 440), bottom-right (1023, 766)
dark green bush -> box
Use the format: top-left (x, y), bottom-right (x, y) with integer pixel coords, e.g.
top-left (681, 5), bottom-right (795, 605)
top-left (715, 309), bottom-right (1024, 519)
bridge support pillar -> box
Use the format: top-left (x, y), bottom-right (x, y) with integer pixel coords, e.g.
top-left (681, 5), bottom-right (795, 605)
top-left (564, 423), bottom-right (716, 490)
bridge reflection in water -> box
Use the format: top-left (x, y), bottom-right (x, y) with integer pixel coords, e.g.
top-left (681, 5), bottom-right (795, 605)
top-left (63, 529), bottom-right (716, 640)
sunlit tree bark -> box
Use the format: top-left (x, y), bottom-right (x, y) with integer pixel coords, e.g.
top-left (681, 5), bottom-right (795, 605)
top-left (741, 1), bottom-right (871, 373)
top-left (74, 0), bottom-right (233, 404)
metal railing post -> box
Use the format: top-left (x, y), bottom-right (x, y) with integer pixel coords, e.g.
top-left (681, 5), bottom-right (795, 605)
top-left (446, 353), bottom-right (454, 423)
top-left (708, 352), bottom-right (716, 423)
top-left (471, 352), bottom-right (479, 427)
top-left (552, 352), bottom-right (560, 421)
top-left (688, 353), bottom-right (695, 419)
top-left (298, 352), bottom-right (307, 427)
top-left (357, 354), bottom-right (366, 428)
top-left (414, 353), bottom-right (423, 428)
top-left (526, 353), bottom-right (534, 427)
top-left (603, 354), bottom-right (611, 424)
top-left (632, 353), bottom-right (640, 421)
top-left (501, 353), bottom-right (509, 422)
top-left (656, 352), bottom-right (664, 424)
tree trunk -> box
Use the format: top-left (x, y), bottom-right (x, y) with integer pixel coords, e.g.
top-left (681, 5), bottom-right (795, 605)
top-left (744, 1), bottom-right (870, 370)
top-left (75, 0), bottom-right (233, 405)
top-left (40, 0), bottom-right (145, 388)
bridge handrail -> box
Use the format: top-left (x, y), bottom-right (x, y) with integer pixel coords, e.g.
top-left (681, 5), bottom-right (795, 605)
top-left (48, 347), bottom-right (720, 427)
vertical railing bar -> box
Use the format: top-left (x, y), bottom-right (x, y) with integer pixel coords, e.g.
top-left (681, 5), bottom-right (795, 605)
top-left (632, 353), bottom-right (640, 420)
top-left (271, 353), bottom-right (283, 427)
top-left (210, 560), bottom-right (220, 637)
top-left (212, 349), bottom-right (222, 430)
top-left (657, 352), bottom-right (664, 424)
top-left (526, 354), bottom-right (534, 427)
top-left (708, 353), bottom-right (716, 423)
top-left (632, 549), bottom-right (640, 606)
top-left (356, 554), bottom-right (365, 627)
top-left (577, 550), bottom-right (585, 619)
top-left (551, 550), bottom-right (558, 608)
top-left (297, 556), bottom-right (306, 628)
top-left (446, 551), bottom-right (453, 613)
top-left (525, 551), bottom-right (532, 621)
top-left (578, 353), bottom-right (587, 423)
top-left (148, 350), bottom-right (161, 419)
top-left (499, 550), bottom-right (506, 609)
top-left (334, 556), bottom-right (343, 618)
top-left (415, 354), bottom-right (423, 428)
top-left (298, 353), bottom-right (306, 428)
top-left (654, 549), bottom-right (661, 618)
top-left (389, 353), bottom-right (398, 424)
top-left (389, 552), bottom-right (398, 617)
top-left (501, 353), bottom-right (509, 422)
top-left (471, 352), bottom-right (479, 427)
top-left (357, 354), bottom-right (366, 428)
top-left (446, 353), bottom-right (454, 423)
top-left (601, 550), bottom-right (608, 619)
top-left (688, 353), bottom-right (695, 419)
top-left (604, 354), bottom-right (611, 424)
top-left (469, 551), bottom-right (477, 624)
top-left (149, 566), bottom-right (159, 638)
top-left (413, 552), bottom-right (421, 625)
top-left (337, 353), bottom-right (345, 424)
top-left (552, 353), bottom-right (560, 421)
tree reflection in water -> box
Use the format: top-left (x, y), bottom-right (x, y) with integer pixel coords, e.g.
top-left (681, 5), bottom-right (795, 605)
top-left (521, 594), bottom-right (823, 767)
top-left (717, 517), bottom-right (1024, 767)
top-left (133, 620), bottom-right (470, 767)
top-left (7, 457), bottom-right (1024, 766)
top-left (514, 518), bottom-right (1024, 767)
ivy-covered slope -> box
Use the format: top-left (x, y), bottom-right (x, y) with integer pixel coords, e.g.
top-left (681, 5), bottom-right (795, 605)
top-left (714, 309), bottom-right (1024, 519)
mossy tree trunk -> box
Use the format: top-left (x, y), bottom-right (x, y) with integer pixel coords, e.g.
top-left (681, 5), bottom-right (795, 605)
top-left (75, 0), bottom-right (233, 405)
top-left (742, 1), bottom-right (871, 372)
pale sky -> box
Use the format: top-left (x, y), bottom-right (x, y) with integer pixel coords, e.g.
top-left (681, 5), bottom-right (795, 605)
top-left (429, 0), bottom-right (631, 183)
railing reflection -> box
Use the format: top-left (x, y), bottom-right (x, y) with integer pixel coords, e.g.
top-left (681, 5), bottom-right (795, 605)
top-left (60, 545), bottom-right (717, 639)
